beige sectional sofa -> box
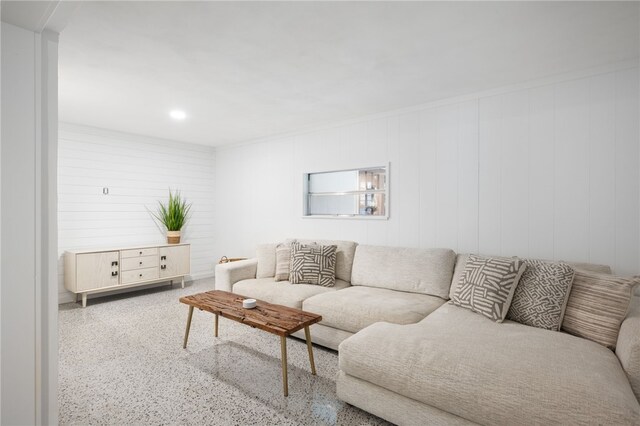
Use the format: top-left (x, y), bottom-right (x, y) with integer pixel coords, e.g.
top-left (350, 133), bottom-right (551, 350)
top-left (215, 240), bottom-right (640, 425)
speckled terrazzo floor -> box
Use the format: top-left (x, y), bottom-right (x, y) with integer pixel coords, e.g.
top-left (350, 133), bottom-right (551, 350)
top-left (58, 278), bottom-right (391, 426)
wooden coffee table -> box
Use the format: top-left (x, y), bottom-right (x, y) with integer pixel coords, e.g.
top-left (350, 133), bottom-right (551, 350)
top-left (179, 290), bottom-right (322, 396)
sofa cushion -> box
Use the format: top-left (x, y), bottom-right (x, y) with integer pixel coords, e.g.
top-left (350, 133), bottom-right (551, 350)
top-left (291, 323), bottom-right (354, 351)
top-left (449, 254), bottom-right (612, 300)
top-left (617, 296), bottom-right (640, 402)
top-left (303, 286), bottom-right (445, 334)
top-left (351, 245), bottom-right (455, 298)
top-left (336, 371), bottom-right (473, 426)
top-left (451, 255), bottom-right (526, 322)
top-left (294, 239), bottom-right (357, 282)
top-left (255, 243), bottom-right (277, 278)
top-left (339, 304), bottom-right (640, 425)
top-left (569, 262), bottom-right (613, 274)
top-left (507, 259), bottom-right (575, 330)
top-left (274, 243), bottom-right (291, 281)
top-left (289, 242), bottom-right (337, 286)
top-left (561, 270), bottom-right (637, 349)
top-left (232, 278), bottom-right (350, 309)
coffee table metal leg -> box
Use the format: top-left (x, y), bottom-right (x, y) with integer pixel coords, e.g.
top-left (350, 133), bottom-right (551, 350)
top-left (304, 326), bottom-right (316, 375)
top-left (183, 306), bottom-right (194, 349)
top-left (280, 336), bottom-right (288, 397)
top-left (214, 313), bottom-right (219, 337)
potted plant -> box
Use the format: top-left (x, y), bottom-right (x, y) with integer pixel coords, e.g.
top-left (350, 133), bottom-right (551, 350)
top-left (152, 190), bottom-right (191, 244)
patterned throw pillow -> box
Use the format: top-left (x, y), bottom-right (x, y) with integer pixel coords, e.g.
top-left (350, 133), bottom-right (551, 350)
top-left (289, 242), bottom-right (337, 287)
top-left (274, 243), bottom-right (291, 282)
top-left (561, 270), bottom-right (637, 349)
top-left (451, 255), bottom-right (526, 322)
top-left (507, 260), bottom-right (575, 331)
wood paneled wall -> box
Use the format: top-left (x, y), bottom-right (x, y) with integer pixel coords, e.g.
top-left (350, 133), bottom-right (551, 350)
top-left (57, 124), bottom-right (216, 303)
top-left (215, 66), bottom-right (639, 275)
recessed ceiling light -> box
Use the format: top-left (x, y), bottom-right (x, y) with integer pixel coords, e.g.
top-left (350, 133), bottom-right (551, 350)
top-left (170, 110), bottom-right (187, 120)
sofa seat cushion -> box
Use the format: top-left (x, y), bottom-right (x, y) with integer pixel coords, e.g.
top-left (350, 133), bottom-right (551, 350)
top-left (339, 304), bottom-right (640, 425)
top-left (232, 278), bottom-right (350, 309)
top-left (304, 286), bottom-right (445, 334)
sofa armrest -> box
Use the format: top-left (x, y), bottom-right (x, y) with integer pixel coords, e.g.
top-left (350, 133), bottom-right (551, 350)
top-left (616, 296), bottom-right (640, 401)
top-left (215, 258), bottom-right (258, 292)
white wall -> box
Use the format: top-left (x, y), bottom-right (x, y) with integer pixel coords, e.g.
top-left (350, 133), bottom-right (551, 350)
top-left (215, 64), bottom-right (640, 276)
top-left (57, 124), bottom-right (216, 303)
top-left (1, 22), bottom-right (59, 425)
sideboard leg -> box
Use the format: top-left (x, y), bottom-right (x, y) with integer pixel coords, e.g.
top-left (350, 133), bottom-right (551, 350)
top-left (81, 293), bottom-right (87, 308)
top-left (181, 276), bottom-right (185, 289)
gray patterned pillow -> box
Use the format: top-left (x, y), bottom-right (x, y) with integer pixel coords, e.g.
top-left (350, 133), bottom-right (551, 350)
top-left (289, 242), bottom-right (337, 287)
top-left (507, 260), bottom-right (575, 330)
top-left (274, 243), bottom-right (291, 282)
top-left (451, 255), bottom-right (526, 322)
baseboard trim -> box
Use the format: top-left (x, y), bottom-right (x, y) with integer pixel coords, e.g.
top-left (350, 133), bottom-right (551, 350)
top-left (58, 292), bottom-right (75, 304)
top-left (189, 271), bottom-right (215, 281)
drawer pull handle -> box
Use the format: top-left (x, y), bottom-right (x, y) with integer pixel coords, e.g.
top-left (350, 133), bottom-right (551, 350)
top-left (139, 261), bottom-right (142, 265)
top-left (161, 265), bottom-right (167, 270)
top-left (139, 274), bottom-right (143, 277)
top-left (161, 256), bottom-right (166, 261)
top-left (139, 251), bottom-right (142, 255)
top-left (112, 271), bottom-right (118, 276)
top-left (111, 261), bottom-right (118, 266)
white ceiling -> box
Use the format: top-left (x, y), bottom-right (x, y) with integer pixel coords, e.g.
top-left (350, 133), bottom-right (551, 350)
top-left (58, 1), bottom-right (639, 147)
top-left (1, 1), bottom-right (58, 32)
top-left (1, 1), bottom-right (79, 33)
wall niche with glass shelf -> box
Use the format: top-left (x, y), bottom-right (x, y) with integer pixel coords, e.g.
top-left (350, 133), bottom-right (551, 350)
top-left (302, 164), bottom-right (389, 219)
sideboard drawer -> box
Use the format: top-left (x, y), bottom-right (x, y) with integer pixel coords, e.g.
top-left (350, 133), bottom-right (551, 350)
top-left (121, 248), bottom-right (159, 258)
top-left (121, 255), bottom-right (159, 271)
top-left (121, 267), bottom-right (159, 284)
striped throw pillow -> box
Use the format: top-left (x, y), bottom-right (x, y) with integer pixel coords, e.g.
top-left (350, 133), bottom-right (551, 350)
top-left (561, 270), bottom-right (637, 350)
top-left (274, 243), bottom-right (291, 281)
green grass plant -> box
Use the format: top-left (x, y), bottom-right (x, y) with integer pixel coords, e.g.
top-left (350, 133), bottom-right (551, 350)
top-left (152, 190), bottom-right (191, 231)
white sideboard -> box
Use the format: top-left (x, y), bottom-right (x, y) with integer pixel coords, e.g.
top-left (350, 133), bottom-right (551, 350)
top-left (65, 243), bottom-right (190, 307)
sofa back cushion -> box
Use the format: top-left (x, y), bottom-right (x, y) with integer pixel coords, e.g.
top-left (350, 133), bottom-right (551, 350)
top-left (256, 243), bottom-right (277, 278)
top-left (351, 245), bottom-right (455, 298)
top-left (293, 239), bottom-right (357, 282)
